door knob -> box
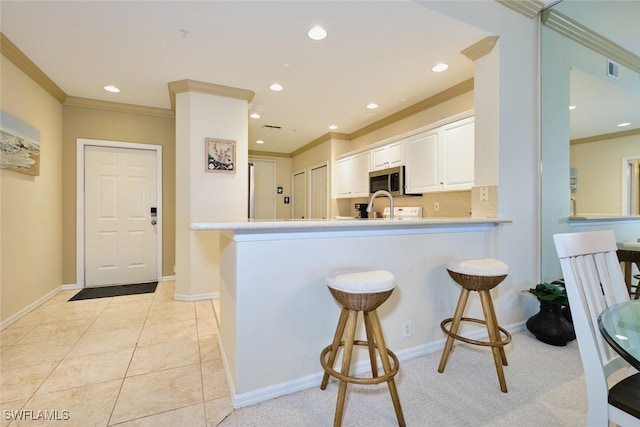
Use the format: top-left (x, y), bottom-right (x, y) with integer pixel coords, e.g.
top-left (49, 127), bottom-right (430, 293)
top-left (151, 219), bottom-right (157, 225)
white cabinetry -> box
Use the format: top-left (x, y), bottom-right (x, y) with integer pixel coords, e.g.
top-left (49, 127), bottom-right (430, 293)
top-left (441, 116), bottom-right (474, 190)
top-left (405, 116), bottom-right (474, 193)
top-left (334, 151), bottom-right (371, 198)
top-left (405, 129), bottom-right (440, 193)
top-left (371, 141), bottom-right (404, 170)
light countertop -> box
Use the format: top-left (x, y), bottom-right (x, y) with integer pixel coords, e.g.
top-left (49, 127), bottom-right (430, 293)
top-left (190, 216), bottom-right (511, 231)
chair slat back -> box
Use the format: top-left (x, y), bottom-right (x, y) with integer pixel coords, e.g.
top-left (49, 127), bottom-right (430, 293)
top-left (554, 231), bottom-right (630, 372)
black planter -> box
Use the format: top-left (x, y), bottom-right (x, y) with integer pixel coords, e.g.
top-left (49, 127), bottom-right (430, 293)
top-left (526, 300), bottom-right (576, 346)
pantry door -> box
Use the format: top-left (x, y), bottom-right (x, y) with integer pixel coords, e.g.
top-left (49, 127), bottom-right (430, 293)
top-left (83, 143), bottom-right (160, 287)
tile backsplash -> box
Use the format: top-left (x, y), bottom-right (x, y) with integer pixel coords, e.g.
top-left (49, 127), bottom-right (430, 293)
top-left (345, 190), bottom-right (472, 218)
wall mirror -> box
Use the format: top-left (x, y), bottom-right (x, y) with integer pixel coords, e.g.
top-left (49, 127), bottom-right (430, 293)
top-left (540, 0), bottom-right (640, 280)
top-left (569, 68), bottom-right (640, 216)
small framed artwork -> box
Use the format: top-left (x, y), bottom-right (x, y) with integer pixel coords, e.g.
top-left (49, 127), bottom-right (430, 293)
top-left (205, 138), bottom-right (236, 173)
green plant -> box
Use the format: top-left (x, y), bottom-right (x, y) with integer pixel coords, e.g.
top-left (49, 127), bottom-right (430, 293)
top-left (528, 279), bottom-right (569, 306)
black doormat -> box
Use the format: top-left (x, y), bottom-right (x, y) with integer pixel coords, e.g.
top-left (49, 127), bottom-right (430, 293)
top-left (68, 282), bottom-right (158, 301)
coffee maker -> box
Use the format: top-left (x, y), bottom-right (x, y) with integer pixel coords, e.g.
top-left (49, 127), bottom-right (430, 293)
top-left (354, 203), bottom-right (369, 219)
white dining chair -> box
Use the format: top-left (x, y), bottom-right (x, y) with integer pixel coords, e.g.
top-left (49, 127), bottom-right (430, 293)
top-left (554, 230), bottom-right (640, 426)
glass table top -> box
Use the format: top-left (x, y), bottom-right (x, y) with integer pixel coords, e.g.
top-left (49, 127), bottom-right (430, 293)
top-left (598, 299), bottom-right (640, 370)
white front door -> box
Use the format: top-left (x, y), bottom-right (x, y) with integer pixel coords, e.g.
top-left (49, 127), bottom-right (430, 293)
top-left (84, 145), bottom-right (158, 287)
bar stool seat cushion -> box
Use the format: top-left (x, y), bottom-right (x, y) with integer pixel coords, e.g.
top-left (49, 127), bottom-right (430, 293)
top-left (327, 268), bottom-right (395, 294)
top-left (447, 258), bottom-right (508, 277)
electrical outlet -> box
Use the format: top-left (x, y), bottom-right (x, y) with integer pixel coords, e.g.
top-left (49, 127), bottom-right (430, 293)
top-left (480, 186), bottom-right (489, 201)
top-left (402, 320), bottom-right (411, 338)
top-left (433, 202), bottom-right (440, 211)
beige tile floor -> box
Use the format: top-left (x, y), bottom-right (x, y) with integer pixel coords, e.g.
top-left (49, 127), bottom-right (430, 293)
top-left (0, 282), bottom-right (232, 426)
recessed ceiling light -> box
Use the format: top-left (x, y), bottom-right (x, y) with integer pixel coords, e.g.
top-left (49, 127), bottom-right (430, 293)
top-left (104, 85), bottom-right (120, 93)
top-left (269, 83), bottom-right (283, 92)
top-left (307, 26), bottom-right (327, 41)
top-left (569, 105), bottom-right (576, 110)
top-left (256, 140), bottom-right (265, 144)
top-left (250, 113), bottom-right (261, 119)
top-left (329, 125), bottom-right (338, 130)
top-left (431, 63), bottom-right (449, 73)
top-left (367, 103), bottom-right (378, 109)
top-left (617, 122), bottom-right (631, 127)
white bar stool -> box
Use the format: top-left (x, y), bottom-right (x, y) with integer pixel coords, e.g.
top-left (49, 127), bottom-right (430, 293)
top-left (437, 258), bottom-right (512, 392)
top-left (320, 268), bottom-right (405, 427)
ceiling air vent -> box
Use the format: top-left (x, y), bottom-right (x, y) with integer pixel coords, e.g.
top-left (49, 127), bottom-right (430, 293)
top-left (263, 124), bottom-right (282, 130)
top-left (607, 59), bottom-right (619, 79)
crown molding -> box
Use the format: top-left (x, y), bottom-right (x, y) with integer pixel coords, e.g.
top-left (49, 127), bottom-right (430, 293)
top-left (461, 36), bottom-right (500, 61)
top-left (64, 96), bottom-right (174, 118)
top-left (1, 32), bottom-right (67, 104)
top-left (570, 128), bottom-right (640, 145)
top-left (290, 132), bottom-right (351, 158)
top-left (542, 9), bottom-right (640, 73)
top-left (249, 150), bottom-right (292, 159)
top-left (349, 78), bottom-right (474, 141)
top-left (168, 79), bottom-right (255, 111)
top-left (495, 0), bottom-right (544, 19)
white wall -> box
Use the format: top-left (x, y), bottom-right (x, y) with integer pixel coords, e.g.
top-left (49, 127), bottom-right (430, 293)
top-left (174, 90), bottom-right (248, 298)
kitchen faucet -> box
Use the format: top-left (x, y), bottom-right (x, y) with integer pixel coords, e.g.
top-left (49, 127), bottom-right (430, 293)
top-left (570, 196), bottom-right (577, 216)
top-left (367, 190), bottom-right (394, 219)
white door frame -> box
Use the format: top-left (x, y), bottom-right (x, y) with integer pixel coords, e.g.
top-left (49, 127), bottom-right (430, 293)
top-left (76, 138), bottom-right (163, 288)
top-left (622, 155), bottom-right (640, 215)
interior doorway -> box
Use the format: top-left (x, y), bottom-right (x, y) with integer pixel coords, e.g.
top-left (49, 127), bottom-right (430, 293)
top-left (624, 157), bottom-right (640, 215)
top-left (77, 139), bottom-right (162, 288)
top-left (292, 169), bottom-right (307, 219)
top-left (309, 162), bottom-right (328, 219)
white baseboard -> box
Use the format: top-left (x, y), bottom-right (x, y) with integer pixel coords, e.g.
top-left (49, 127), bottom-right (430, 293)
top-left (0, 286), bottom-right (62, 331)
top-left (174, 292), bottom-right (220, 302)
top-left (161, 275), bottom-right (176, 282)
top-left (227, 321), bottom-right (527, 408)
top-left (61, 283), bottom-right (81, 290)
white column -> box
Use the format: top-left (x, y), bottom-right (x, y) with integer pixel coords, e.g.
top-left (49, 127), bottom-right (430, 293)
top-left (170, 80), bottom-right (254, 299)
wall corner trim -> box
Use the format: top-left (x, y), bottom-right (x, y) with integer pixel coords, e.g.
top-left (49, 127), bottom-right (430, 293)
top-left (168, 79), bottom-right (255, 112)
top-left (542, 9), bottom-right (640, 73)
top-left (495, 0), bottom-right (544, 19)
top-left (461, 36), bottom-right (500, 61)
top-left (1, 32), bottom-right (67, 104)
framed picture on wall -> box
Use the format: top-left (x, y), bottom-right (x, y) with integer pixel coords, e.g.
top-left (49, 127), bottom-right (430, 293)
top-left (205, 138), bottom-right (236, 173)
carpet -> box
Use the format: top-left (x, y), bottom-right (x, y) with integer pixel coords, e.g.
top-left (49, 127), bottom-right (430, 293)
top-left (68, 282), bottom-right (158, 301)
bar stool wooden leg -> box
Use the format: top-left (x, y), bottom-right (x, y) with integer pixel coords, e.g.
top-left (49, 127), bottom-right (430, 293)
top-left (369, 310), bottom-right (406, 427)
top-left (363, 311), bottom-right (379, 378)
top-left (438, 288), bottom-right (470, 372)
top-left (334, 309), bottom-right (358, 427)
top-left (479, 290), bottom-right (508, 392)
top-left (483, 290), bottom-right (508, 366)
top-left (321, 307), bottom-right (350, 390)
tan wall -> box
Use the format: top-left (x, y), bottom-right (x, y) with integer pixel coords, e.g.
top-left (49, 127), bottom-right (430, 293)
top-left (61, 105), bottom-right (176, 284)
top-left (571, 134), bottom-right (640, 214)
top-left (1, 58), bottom-right (63, 323)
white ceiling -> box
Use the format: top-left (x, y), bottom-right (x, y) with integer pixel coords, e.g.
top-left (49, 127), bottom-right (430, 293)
top-left (0, 1), bottom-right (489, 154)
top-left (2, 1), bottom-right (637, 153)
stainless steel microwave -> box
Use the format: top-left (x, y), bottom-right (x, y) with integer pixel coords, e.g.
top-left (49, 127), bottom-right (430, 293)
top-left (369, 166), bottom-right (408, 196)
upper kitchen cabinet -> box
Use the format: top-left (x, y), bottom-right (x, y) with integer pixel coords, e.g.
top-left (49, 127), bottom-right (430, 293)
top-left (371, 140), bottom-right (404, 170)
top-left (405, 116), bottom-right (474, 193)
top-left (334, 151), bottom-right (371, 198)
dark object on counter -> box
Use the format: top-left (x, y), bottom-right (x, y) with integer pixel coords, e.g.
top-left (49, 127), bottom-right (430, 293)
top-left (355, 203), bottom-right (369, 219)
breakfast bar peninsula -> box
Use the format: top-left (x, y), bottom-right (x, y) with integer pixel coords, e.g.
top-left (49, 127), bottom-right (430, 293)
top-left (190, 216), bottom-right (512, 408)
